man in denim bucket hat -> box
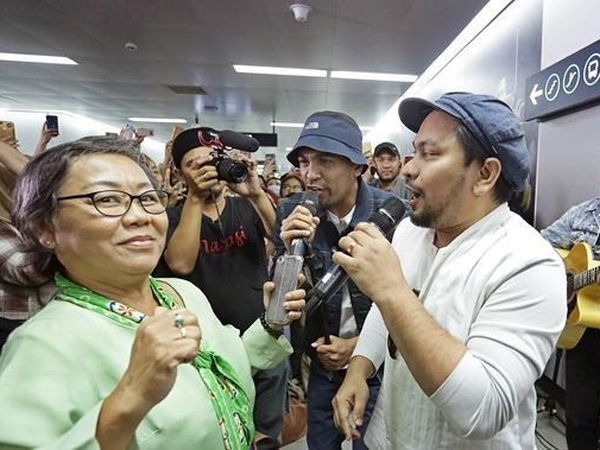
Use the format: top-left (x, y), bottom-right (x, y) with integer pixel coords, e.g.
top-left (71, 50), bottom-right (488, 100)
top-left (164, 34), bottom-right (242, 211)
top-left (274, 111), bottom-right (394, 449)
top-left (332, 93), bottom-right (565, 449)
top-left (399, 92), bottom-right (530, 193)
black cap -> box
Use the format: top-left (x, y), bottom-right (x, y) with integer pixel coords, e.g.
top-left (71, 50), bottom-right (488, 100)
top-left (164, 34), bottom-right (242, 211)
top-left (171, 127), bottom-right (216, 169)
top-left (373, 142), bottom-right (400, 158)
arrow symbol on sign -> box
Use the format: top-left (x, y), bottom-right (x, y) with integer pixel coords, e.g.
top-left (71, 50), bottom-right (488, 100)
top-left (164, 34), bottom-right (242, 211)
top-left (530, 83), bottom-right (543, 105)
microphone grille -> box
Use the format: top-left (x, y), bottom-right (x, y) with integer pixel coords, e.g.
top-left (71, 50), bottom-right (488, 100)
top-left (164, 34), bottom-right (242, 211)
top-left (299, 190), bottom-right (318, 215)
top-left (370, 197), bottom-right (406, 233)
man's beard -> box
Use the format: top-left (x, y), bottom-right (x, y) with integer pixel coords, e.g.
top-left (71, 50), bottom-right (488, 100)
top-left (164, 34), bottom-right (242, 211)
top-left (410, 207), bottom-right (435, 228)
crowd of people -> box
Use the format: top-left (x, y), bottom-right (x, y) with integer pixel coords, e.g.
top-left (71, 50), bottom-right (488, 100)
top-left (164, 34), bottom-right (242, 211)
top-left (0, 91), bottom-right (592, 450)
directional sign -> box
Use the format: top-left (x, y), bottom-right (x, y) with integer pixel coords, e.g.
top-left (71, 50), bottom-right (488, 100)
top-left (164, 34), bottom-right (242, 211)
top-left (525, 38), bottom-right (600, 120)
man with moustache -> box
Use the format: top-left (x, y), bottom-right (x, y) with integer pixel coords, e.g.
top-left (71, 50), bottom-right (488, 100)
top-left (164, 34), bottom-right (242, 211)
top-left (274, 111), bottom-right (394, 449)
top-left (331, 93), bottom-right (566, 449)
top-left (371, 142), bottom-right (410, 200)
top-left (158, 128), bottom-right (286, 449)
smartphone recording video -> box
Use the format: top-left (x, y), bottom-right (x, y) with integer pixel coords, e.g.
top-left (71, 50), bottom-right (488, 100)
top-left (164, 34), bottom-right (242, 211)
top-left (45, 115), bottom-right (59, 137)
top-left (0, 121), bottom-right (16, 142)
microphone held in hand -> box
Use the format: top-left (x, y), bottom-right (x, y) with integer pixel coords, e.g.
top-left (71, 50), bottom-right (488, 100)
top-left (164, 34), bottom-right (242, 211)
top-left (266, 191), bottom-right (319, 325)
top-left (305, 196), bottom-right (406, 317)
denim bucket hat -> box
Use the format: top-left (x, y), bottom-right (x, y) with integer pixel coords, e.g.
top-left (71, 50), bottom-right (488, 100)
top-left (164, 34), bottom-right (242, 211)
top-left (287, 111), bottom-right (367, 168)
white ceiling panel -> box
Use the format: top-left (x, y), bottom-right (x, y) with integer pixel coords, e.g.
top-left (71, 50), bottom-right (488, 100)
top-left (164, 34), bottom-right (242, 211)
top-left (0, 0), bottom-right (489, 147)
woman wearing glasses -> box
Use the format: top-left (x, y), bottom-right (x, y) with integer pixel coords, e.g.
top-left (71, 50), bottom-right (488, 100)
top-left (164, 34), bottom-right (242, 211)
top-left (0, 136), bottom-right (305, 450)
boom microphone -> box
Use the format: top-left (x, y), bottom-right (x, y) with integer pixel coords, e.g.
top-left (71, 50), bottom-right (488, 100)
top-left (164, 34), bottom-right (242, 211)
top-left (304, 196), bottom-right (406, 316)
top-left (219, 130), bottom-right (260, 152)
top-left (266, 190), bottom-right (319, 325)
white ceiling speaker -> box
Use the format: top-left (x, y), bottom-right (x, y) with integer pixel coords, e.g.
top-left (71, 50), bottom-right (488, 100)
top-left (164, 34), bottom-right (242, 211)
top-left (290, 3), bottom-right (312, 23)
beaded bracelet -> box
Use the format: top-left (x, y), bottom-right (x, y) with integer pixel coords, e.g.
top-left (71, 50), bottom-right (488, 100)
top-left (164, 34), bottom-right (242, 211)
top-left (260, 312), bottom-right (284, 338)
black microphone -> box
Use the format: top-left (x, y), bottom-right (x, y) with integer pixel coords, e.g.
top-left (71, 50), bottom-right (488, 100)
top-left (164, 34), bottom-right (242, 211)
top-left (197, 128), bottom-right (260, 153)
top-left (288, 190), bottom-right (318, 257)
top-left (304, 196), bottom-right (406, 316)
top-left (266, 190), bottom-right (319, 325)
top-left (220, 130), bottom-right (260, 152)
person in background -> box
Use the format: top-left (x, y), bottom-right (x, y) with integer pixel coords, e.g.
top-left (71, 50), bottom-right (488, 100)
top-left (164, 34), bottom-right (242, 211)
top-left (137, 153), bottom-right (163, 186)
top-left (274, 111), bottom-right (393, 449)
top-left (158, 128), bottom-right (287, 449)
top-left (280, 173), bottom-right (305, 199)
top-left (371, 142), bottom-right (410, 200)
top-left (541, 198), bottom-right (600, 450)
top-left (332, 93), bottom-right (565, 449)
top-left (0, 220), bottom-right (54, 352)
top-left (266, 176), bottom-right (282, 198)
top-left (0, 140), bottom-right (28, 223)
top-left (0, 136), bottom-right (52, 348)
top-left (34, 122), bottom-right (58, 156)
top-left (0, 136), bottom-right (305, 449)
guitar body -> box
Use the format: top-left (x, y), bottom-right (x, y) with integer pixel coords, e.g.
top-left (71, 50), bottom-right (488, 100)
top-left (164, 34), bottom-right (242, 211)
top-left (557, 242), bottom-right (600, 349)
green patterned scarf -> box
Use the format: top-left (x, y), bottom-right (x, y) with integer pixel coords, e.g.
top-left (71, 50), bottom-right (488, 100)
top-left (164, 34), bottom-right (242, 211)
top-left (54, 273), bottom-right (254, 450)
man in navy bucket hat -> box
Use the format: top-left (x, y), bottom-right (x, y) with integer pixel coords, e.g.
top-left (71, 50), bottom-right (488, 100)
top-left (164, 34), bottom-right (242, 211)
top-left (273, 111), bottom-right (395, 449)
top-left (331, 93), bottom-right (566, 449)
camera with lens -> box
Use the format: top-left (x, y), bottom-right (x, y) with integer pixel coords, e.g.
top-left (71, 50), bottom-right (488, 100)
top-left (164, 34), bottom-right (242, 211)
top-left (207, 151), bottom-right (248, 183)
top-left (197, 128), bottom-right (260, 183)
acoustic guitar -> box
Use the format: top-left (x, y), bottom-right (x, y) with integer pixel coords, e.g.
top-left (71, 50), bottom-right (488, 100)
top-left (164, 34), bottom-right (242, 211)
top-left (556, 242), bottom-right (600, 349)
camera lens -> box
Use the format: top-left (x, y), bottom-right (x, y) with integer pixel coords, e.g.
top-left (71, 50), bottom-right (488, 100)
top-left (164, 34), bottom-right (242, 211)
top-left (216, 158), bottom-right (248, 183)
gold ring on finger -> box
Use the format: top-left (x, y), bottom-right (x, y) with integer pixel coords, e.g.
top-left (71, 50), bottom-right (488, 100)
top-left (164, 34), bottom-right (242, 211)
top-left (347, 241), bottom-right (356, 256)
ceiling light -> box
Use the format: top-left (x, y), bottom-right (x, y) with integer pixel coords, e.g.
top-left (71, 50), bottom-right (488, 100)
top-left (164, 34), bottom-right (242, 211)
top-left (128, 117), bottom-right (187, 124)
top-left (234, 65), bottom-right (327, 78)
top-left (271, 121), bottom-right (373, 131)
top-left (270, 122), bottom-right (305, 128)
top-left (330, 71), bottom-right (418, 83)
top-left (0, 52), bottom-right (78, 65)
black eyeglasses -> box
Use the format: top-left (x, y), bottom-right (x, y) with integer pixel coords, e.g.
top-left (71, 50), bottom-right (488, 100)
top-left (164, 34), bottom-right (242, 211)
top-left (56, 189), bottom-right (169, 217)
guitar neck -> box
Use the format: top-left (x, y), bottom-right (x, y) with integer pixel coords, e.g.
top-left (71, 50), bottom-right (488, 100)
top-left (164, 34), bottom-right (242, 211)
top-left (571, 265), bottom-right (600, 292)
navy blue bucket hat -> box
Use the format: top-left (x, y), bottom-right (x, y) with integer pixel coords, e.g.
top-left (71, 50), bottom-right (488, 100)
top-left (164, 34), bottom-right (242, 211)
top-left (398, 92), bottom-right (530, 192)
top-left (287, 111), bottom-right (367, 169)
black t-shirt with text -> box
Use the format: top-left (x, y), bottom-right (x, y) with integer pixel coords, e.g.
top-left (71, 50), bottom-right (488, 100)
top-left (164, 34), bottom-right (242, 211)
top-left (157, 196), bottom-right (268, 333)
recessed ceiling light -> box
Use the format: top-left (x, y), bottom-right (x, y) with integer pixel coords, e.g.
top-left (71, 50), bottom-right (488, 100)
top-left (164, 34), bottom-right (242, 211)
top-left (129, 117), bottom-right (187, 123)
top-left (270, 122), bottom-right (305, 128)
top-left (271, 121), bottom-right (373, 131)
top-left (330, 71), bottom-right (418, 83)
top-left (0, 52), bottom-right (78, 65)
top-left (234, 65), bottom-right (327, 78)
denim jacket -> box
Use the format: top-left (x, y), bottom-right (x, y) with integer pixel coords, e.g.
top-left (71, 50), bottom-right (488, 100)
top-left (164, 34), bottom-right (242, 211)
top-left (273, 179), bottom-right (396, 361)
top-left (541, 197), bottom-right (600, 260)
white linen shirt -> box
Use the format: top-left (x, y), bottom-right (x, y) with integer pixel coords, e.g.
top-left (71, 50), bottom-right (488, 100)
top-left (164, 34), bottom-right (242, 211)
top-left (355, 204), bottom-right (566, 449)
